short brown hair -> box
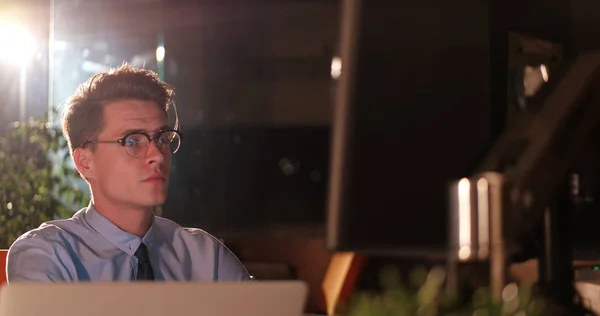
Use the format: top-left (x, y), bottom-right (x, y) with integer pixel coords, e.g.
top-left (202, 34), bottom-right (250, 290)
top-left (62, 63), bottom-right (175, 154)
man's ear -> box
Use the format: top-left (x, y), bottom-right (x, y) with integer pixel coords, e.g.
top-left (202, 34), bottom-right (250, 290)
top-left (72, 147), bottom-right (95, 180)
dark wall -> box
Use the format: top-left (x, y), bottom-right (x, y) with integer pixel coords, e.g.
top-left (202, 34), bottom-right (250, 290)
top-left (500, 0), bottom-right (600, 56)
top-left (572, 0), bottom-right (600, 54)
top-left (508, 0), bottom-right (572, 52)
top-left (164, 126), bottom-right (331, 233)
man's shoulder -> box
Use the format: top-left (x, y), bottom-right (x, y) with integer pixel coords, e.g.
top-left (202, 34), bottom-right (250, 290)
top-left (14, 217), bottom-right (81, 242)
top-left (6, 216), bottom-right (88, 283)
top-left (9, 210), bottom-right (89, 252)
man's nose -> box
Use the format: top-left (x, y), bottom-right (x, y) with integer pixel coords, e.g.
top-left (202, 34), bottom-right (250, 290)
top-left (144, 140), bottom-right (165, 164)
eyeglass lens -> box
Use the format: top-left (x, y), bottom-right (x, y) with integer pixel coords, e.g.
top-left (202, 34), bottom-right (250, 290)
top-left (123, 131), bottom-right (181, 158)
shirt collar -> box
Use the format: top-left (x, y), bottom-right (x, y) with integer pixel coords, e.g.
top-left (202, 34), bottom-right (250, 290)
top-left (81, 202), bottom-right (157, 256)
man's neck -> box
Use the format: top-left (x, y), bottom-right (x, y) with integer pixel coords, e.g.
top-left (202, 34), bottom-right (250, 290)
top-left (91, 197), bottom-right (153, 238)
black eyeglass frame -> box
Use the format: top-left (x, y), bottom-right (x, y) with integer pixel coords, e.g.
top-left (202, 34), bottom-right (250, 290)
top-left (80, 129), bottom-right (185, 158)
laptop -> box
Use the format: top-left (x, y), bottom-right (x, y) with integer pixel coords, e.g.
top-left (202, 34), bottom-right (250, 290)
top-left (0, 281), bottom-right (308, 316)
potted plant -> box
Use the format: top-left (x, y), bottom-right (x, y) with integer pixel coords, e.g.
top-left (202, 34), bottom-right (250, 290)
top-left (342, 265), bottom-right (586, 316)
top-left (0, 115), bottom-right (87, 248)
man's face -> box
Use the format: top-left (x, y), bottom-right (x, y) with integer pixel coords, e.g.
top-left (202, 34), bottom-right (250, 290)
top-left (87, 99), bottom-right (171, 209)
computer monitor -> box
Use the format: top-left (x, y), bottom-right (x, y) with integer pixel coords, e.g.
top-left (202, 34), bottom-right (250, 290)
top-left (325, 0), bottom-right (508, 258)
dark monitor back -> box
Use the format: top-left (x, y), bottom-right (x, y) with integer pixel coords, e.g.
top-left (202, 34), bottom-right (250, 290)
top-left (326, 0), bottom-right (506, 258)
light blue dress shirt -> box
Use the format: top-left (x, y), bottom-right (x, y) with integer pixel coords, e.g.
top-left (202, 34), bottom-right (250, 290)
top-left (6, 203), bottom-right (251, 282)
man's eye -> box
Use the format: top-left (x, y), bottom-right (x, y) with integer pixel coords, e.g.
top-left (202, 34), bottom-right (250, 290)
top-left (125, 137), bottom-right (140, 147)
top-left (157, 136), bottom-right (169, 145)
top-left (157, 132), bottom-right (175, 145)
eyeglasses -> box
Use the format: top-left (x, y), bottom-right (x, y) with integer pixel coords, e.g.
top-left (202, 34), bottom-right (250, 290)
top-left (82, 129), bottom-right (184, 158)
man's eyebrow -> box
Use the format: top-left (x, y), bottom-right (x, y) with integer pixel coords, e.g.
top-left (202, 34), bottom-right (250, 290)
top-left (119, 125), bottom-right (171, 136)
top-left (119, 128), bottom-right (147, 136)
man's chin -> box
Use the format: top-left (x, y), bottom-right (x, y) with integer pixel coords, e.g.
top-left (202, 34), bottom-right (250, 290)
top-left (141, 194), bottom-right (167, 208)
top-left (152, 197), bottom-right (167, 207)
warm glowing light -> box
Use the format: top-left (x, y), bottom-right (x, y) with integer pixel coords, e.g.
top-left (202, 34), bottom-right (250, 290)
top-left (156, 46), bottom-right (165, 62)
top-left (523, 64), bottom-right (549, 97)
top-left (477, 177), bottom-right (489, 259)
top-left (540, 64), bottom-right (549, 82)
top-left (458, 246), bottom-right (471, 260)
top-left (458, 178), bottom-right (471, 260)
top-left (0, 20), bottom-right (36, 66)
top-left (330, 56), bottom-right (342, 79)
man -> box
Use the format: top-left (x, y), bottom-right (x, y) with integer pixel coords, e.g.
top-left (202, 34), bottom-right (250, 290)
top-left (6, 64), bottom-right (251, 282)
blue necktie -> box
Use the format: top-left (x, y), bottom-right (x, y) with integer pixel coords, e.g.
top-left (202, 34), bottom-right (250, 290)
top-left (134, 243), bottom-right (155, 281)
